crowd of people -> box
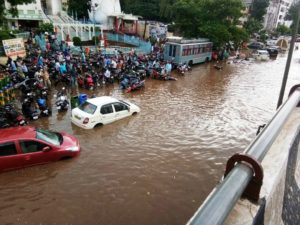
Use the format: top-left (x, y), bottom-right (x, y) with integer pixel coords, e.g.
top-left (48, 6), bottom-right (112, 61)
top-left (4, 33), bottom-right (180, 94)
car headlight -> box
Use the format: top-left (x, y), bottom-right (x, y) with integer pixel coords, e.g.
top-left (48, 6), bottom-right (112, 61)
top-left (66, 146), bottom-right (80, 151)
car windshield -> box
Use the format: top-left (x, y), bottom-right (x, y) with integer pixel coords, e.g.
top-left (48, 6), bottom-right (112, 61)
top-left (36, 128), bottom-right (62, 146)
top-left (78, 102), bottom-right (97, 114)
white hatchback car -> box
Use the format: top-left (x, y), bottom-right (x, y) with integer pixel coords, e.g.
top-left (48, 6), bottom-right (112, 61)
top-left (71, 96), bottom-right (140, 129)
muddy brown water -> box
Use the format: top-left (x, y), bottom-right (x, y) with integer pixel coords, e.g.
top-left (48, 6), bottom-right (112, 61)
top-left (1, 52), bottom-right (300, 225)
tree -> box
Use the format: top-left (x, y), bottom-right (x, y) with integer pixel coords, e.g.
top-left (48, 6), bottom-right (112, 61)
top-left (286, 1), bottom-right (300, 33)
top-left (68, 0), bottom-right (89, 19)
top-left (37, 23), bottom-right (54, 33)
top-left (275, 24), bottom-right (292, 36)
top-left (172, 0), bottom-right (248, 48)
top-left (244, 17), bottom-right (263, 35)
top-left (72, 36), bottom-right (82, 46)
top-left (249, 0), bottom-right (269, 22)
top-left (121, 0), bottom-right (174, 22)
top-left (159, 0), bottom-right (176, 21)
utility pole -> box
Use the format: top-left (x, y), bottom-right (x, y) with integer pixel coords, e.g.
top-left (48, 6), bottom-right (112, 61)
top-left (277, 3), bottom-right (300, 109)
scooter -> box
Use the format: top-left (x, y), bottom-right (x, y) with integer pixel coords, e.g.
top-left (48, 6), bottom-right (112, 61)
top-left (55, 88), bottom-right (69, 111)
top-left (22, 98), bottom-right (39, 120)
top-left (37, 97), bottom-right (51, 117)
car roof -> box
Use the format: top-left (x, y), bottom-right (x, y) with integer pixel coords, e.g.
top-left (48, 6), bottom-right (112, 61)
top-left (0, 126), bottom-right (36, 142)
top-left (87, 96), bottom-right (119, 106)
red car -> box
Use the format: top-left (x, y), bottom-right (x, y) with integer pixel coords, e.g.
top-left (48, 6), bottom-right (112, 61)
top-left (0, 126), bottom-right (80, 172)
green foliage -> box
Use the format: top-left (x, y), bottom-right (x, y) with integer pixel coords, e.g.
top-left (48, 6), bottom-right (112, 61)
top-left (121, 0), bottom-right (174, 22)
top-left (149, 36), bottom-right (157, 45)
top-left (244, 18), bottom-right (263, 36)
top-left (172, 0), bottom-right (247, 48)
top-left (275, 24), bottom-right (292, 35)
top-left (73, 36), bottom-right (82, 46)
top-left (249, 0), bottom-right (269, 22)
top-left (37, 23), bottom-right (54, 33)
top-left (286, 1), bottom-right (300, 33)
top-left (258, 30), bottom-right (268, 42)
top-left (92, 36), bottom-right (99, 44)
top-left (68, 0), bottom-right (89, 19)
top-left (167, 24), bottom-right (175, 33)
top-left (0, 29), bottom-right (14, 42)
top-left (6, 0), bottom-right (34, 17)
top-left (0, 0), bottom-right (34, 22)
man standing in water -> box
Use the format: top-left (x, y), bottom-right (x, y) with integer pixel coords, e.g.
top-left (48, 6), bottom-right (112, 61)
top-left (165, 61), bottom-right (172, 77)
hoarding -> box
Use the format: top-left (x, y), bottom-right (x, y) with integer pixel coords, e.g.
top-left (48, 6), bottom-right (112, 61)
top-left (2, 38), bottom-right (26, 60)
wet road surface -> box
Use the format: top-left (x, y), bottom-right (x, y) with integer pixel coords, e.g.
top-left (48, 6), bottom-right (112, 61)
top-left (1, 51), bottom-right (300, 225)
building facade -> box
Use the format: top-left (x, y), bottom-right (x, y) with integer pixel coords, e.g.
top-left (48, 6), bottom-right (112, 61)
top-left (263, 0), bottom-right (294, 31)
top-left (4, 0), bottom-right (62, 29)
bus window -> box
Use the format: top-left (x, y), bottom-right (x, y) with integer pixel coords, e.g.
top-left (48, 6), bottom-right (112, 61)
top-left (187, 48), bottom-right (192, 55)
top-left (182, 46), bottom-right (188, 56)
top-left (169, 45), bottom-right (173, 56)
top-left (172, 46), bottom-right (176, 57)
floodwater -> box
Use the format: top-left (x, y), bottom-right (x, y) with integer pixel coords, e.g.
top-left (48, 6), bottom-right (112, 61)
top-left (1, 50), bottom-right (300, 225)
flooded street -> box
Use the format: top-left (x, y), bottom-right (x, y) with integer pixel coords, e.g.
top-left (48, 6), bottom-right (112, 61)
top-left (1, 51), bottom-right (300, 225)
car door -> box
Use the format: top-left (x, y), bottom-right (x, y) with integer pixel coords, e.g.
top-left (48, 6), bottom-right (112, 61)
top-left (0, 141), bottom-right (23, 172)
top-left (112, 102), bottom-right (130, 120)
top-left (100, 104), bottom-right (115, 124)
top-left (19, 140), bottom-right (53, 167)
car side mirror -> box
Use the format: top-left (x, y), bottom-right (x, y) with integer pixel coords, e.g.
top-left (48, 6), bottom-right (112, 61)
top-left (42, 146), bottom-right (51, 152)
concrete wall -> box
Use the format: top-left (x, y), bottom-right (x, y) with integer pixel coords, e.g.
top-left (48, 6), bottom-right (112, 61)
top-left (224, 108), bottom-right (300, 225)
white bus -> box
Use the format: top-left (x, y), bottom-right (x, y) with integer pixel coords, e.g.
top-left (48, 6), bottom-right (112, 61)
top-left (163, 37), bottom-right (213, 65)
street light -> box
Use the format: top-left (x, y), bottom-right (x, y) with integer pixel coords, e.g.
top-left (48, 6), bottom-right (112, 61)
top-left (88, 1), bottom-right (98, 53)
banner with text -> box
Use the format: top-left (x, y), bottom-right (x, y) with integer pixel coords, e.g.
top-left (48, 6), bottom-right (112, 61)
top-left (2, 38), bottom-right (26, 60)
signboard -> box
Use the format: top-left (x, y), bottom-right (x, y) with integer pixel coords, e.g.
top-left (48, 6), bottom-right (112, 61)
top-left (2, 38), bottom-right (26, 60)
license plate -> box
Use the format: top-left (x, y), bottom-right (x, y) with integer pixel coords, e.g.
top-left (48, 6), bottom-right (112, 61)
top-left (33, 116), bottom-right (38, 120)
top-left (20, 120), bottom-right (25, 125)
top-left (43, 110), bottom-right (48, 114)
top-left (56, 106), bottom-right (61, 110)
top-left (74, 115), bottom-right (81, 120)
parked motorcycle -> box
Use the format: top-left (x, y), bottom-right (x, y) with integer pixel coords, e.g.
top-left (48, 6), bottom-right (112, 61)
top-left (78, 73), bottom-right (95, 90)
top-left (3, 104), bottom-right (27, 126)
top-left (37, 97), bottom-right (51, 117)
top-left (126, 80), bottom-right (145, 93)
top-left (55, 88), bottom-right (69, 111)
top-left (22, 98), bottom-right (39, 120)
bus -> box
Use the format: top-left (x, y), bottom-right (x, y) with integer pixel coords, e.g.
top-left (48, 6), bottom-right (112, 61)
top-left (163, 37), bottom-right (213, 65)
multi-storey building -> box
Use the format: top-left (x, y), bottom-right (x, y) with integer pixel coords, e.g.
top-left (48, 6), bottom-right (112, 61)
top-left (4, 0), bottom-right (61, 29)
top-left (263, 0), bottom-right (294, 31)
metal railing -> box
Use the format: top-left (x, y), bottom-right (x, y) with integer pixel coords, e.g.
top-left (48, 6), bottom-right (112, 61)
top-left (187, 86), bottom-right (300, 225)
